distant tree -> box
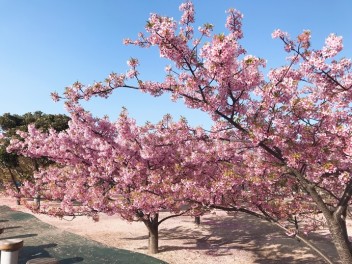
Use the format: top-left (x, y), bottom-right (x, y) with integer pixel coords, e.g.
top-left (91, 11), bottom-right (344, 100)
top-left (0, 112), bottom-right (70, 202)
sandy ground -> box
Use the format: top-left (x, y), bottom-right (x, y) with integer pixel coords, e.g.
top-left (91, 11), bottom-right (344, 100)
top-left (0, 195), bottom-right (348, 264)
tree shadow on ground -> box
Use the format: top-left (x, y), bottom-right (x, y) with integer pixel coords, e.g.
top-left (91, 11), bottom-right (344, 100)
top-left (1, 233), bottom-right (37, 240)
top-left (20, 243), bottom-right (84, 264)
top-left (124, 235), bottom-right (149, 240)
top-left (148, 212), bottom-right (337, 263)
top-left (20, 243), bottom-right (58, 263)
top-left (58, 257), bottom-right (84, 264)
top-left (3, 225), bottom-right (22, 230)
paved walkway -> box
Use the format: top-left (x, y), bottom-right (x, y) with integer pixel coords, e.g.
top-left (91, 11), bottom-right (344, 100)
top-left (0, 206), bottom-right (167, 264)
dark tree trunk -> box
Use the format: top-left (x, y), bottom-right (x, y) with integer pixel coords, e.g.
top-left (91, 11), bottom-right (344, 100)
top-left (7, 167), bottom-right (21, 205)
top-left (7, 167), bottom-right (20, 193)
top-left (144, 214), bottom-right (159, 254)
top-left (195, 216), bottom-right (200, 225)
top-left (34, 194), bottom-right (40, 209)
top-left (338, 208), bottom-right (352, 252)
top-left (148, 227), bottom-right (159, 254)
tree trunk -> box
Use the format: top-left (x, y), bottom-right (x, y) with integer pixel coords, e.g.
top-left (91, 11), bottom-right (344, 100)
top-left (148, 226), bottom-right (159, 254)
top-left (34, 194), bottom-right (40, 209)
top-left (195, 216), bottom-right (200, 225)
top-left (291, 169), bottom-right (352, 263)
top-left (144, 214), bottom-right (159, 254)
top-left (7, 167), bottom-right (21, 205)
top-left (7, 167), bottom-right (20, 193)
top-left (327, 216), bottom-right (352, 264)
top-left (338, 209), bottom-right (352, 251)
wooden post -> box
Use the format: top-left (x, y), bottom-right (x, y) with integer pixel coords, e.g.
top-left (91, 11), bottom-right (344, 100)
top-left (0, 239), bottom-right (23, 264)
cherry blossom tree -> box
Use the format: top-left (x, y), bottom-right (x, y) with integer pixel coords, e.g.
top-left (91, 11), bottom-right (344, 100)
top-left (7, 107), bottom-right (220, 254)
top-left (44, 2), bottom-right (352, 263)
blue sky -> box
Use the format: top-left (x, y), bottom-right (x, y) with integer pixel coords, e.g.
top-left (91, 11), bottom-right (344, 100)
top-left (1, 0), bottom-right (351, 128)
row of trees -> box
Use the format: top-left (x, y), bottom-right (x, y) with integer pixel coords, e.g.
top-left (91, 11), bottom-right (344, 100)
top-left (7, 109), bottom-right (235, 254)
top-left (2, 1), bottom-right (352, 263)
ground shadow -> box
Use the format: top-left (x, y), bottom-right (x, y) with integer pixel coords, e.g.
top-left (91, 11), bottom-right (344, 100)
top-left (1, 233), bottom-right (38, 240)
top-left (20, 243), bottom-right (84, 264)
top-left (123, 235), bottom-right (149, 240)
top-left (20, 243), bottom-right (58, 263)
top-left (3, 225), bottom-right (22, 230)
top-left (152, 213), bottom-right (337, 263)
top-left (58, 257), bottom-right (84, 264)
